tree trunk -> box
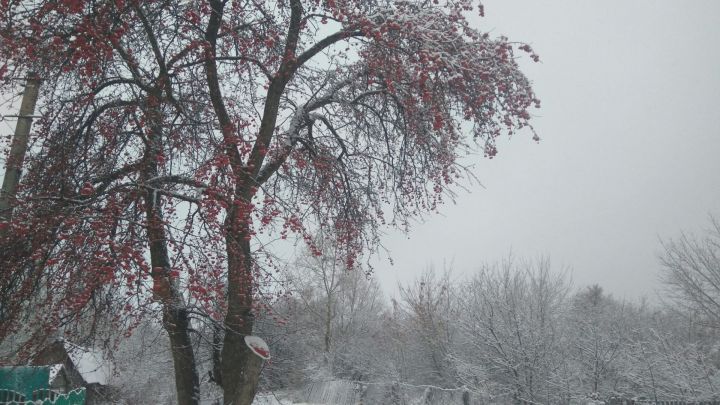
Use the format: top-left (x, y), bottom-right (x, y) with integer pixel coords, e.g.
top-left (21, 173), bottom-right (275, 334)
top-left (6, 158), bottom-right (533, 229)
top-left (324, 296), bottom-right (332, 359)
top-left (221, 226), bottom-right (264, 405)
top-left (145, 175), bottom-right (201, 405)
top-left (143, 97), bottom-right (200, 405)
top-left (146, 225), bottom-right (201, 405)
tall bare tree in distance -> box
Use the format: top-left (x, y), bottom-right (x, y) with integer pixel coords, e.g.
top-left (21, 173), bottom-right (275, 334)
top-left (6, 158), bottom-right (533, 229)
top-left (660, 217), bottom-right (720, 327)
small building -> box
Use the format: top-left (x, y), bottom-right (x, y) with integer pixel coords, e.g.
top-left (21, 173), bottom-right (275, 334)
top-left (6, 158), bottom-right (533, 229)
top-left (0, 364), bottom-right (85, 404)
top-left (30, 339), bottom-right (115, 405)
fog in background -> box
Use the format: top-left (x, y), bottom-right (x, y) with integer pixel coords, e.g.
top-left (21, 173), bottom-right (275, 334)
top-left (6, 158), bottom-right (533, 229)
top-left (373, 0), bottom-right (720, 299)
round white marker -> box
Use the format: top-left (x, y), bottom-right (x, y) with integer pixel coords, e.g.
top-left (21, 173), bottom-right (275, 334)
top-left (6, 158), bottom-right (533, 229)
top-left (244, 335), bottom-right (271, 360)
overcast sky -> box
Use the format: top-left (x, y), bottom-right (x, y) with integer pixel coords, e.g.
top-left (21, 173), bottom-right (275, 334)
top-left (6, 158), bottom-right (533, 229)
top-left (373, 0), bottom-right (720, 300)
top-left (1, 1), bottom-right (718, 302)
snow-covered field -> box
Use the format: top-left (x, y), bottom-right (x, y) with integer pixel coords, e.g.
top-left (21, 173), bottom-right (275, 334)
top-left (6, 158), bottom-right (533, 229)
top-left (252, 394), bottom-right (316, 405)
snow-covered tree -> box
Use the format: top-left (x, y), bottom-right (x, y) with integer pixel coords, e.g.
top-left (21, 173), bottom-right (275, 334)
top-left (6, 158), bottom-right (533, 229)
top-left (0, 1), bottom-right (539, 403)
top-left (660, 217), bottom-right (720, 327)
top-left (289, 237), bottom-right (386, 380)
top-left (565, 285), bottom-right (629, 396)
top-left (454, 258), bottom-right (570, 403)
top-left (397, 268), bottom-right (459, 387)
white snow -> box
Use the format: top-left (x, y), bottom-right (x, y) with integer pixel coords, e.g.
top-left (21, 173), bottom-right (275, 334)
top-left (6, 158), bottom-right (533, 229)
top-left (252, 396), bottom-right (318, 405)
top-left (245, 335), bottom-right (271, 360)
top-left (64, 342), bottom-right (113, 385)
top-left (47, 364), bottom-right (63, 383)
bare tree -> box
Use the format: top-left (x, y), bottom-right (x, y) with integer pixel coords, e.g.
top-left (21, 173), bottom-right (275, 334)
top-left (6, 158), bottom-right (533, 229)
top-left (455, 258), bottom-right (570, 403)
top-left (398, 267), bottom-right (459, 388)
top-left (290, 236), bottom-right (386, 380)
top-left (660, 217), bottom-right (720, 327)
top-left (567, 285), bottom-right (628, 396)
top-left (618, 307), bottom-right (720, 402)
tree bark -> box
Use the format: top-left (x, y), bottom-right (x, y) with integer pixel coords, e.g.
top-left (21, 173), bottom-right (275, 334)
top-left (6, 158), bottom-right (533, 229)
top-left (325, 297), bottom-right (332, 355)
top-left (145, 176), bottom-right (201, 405)
top-left (220, 223), bottom-right (263, 405)
top-left (203, 2), bottom-right (302, 402)
top-left (143, 96), bottom-right (200, 405)
top-left (146, 210), bottom-right (201, 405)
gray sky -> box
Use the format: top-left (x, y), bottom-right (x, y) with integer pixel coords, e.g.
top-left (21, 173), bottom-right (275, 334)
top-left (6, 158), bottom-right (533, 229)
top-left (373, 0), bottom-right (720, 299)
top-left (1, 1), bottom-right (718, 301)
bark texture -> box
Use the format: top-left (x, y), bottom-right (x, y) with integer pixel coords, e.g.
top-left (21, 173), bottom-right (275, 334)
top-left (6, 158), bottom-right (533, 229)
top-left (143, 95), bottom-right (200, 405)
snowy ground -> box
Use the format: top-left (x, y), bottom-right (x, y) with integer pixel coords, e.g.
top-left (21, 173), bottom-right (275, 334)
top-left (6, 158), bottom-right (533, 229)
top-left (252, 394), bottom-right (317, 405)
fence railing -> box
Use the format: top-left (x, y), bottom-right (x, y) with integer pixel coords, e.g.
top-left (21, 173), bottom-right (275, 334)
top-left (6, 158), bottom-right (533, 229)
top-left (603, 401), bottom-right (719, 405)
top-left (299, 382), bottom-right (720, 405)
top-left (0, 388), bottom-right (85, 405)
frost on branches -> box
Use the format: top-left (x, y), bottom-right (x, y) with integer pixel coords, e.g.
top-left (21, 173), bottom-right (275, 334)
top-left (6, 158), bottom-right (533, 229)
top-left (0, 1), bottom-right (538, 404)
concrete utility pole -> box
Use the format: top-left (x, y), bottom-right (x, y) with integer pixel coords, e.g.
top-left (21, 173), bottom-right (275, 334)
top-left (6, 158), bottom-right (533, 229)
top-left (0, 72), bottom-right (41, 226)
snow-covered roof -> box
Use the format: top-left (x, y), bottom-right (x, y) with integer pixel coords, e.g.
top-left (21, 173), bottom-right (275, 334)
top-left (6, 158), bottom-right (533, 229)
top-left (63, 342), bottom-right (113, 385)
